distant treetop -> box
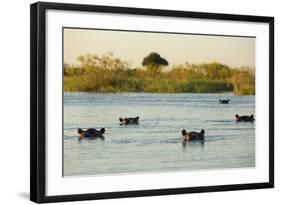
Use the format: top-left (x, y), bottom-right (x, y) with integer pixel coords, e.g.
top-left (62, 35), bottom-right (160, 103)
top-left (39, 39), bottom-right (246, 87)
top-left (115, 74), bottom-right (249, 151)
top-left (142, 52), bottom-right (168, 67)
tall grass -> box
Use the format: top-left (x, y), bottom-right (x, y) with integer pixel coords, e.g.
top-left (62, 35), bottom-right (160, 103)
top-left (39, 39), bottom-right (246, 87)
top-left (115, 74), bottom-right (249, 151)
top-left (64, 53), bottom-right (255, 95)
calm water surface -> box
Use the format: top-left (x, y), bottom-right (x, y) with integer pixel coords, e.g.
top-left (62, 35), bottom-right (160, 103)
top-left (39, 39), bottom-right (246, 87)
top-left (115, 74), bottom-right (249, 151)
top-left (64, 92), bottom-right (255, 176)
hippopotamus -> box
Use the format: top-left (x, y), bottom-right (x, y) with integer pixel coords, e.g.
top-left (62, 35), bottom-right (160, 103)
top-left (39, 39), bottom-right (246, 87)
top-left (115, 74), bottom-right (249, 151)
top-left (219, 99), bottom-right (229, 104)
top-left (77, 128), bottom-right (105, 140)
top-left (119, 116), bottom-right (139, 125)
top-left (181, 129), bottom-right (205, 141)
top-left (235, 114), bottom-right (255, 122)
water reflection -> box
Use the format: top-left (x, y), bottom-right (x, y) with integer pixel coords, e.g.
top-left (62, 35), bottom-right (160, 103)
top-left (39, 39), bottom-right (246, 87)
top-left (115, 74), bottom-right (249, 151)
top-left (182, 140), bottom-right (205, 150)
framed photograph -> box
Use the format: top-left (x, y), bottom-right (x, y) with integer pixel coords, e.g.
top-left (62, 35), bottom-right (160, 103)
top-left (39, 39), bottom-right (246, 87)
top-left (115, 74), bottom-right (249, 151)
top-left (30, 2), bottom-right (274, 203)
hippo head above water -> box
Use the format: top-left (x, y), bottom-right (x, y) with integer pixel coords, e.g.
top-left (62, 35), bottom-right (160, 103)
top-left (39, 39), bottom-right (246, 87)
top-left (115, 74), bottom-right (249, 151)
top-left (182, 129), bottom-right (205, 141)
top-left (182, 129), bottom-right (188, 136)
top-left (77, 128), bottom-right (83, 134)
top-left (100, 128), bottom-right (105, 134)
top-left (235, 114), bottom-right (255, 122)
top-left (119, 116), bottom-right (139, 125)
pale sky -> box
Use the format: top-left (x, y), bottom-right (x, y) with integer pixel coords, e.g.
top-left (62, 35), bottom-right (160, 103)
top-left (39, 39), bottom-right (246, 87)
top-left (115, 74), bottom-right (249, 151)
top-left (64, 28), bottom-right (255, 68)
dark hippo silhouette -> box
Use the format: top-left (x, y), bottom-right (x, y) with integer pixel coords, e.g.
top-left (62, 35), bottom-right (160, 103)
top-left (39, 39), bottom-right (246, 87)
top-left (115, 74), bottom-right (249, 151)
top-left (219, 98), bottom-right (230, 104)
top-left (181, 129), bottom-right (205, 141)
top-left (119, 116), bottom-right (139, 125)
top-left (235, 114), bottom-right (254, 122)
top-left (77, 128), bottom-right (105, 140)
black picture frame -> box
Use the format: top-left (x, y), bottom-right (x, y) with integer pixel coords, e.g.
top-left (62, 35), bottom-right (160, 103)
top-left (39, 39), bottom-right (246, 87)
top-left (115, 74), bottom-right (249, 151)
top-left (30, 1), bottom-right (274, 203)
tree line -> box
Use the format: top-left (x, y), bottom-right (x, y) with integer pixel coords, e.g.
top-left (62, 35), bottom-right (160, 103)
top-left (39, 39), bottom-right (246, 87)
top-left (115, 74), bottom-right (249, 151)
top-left (64, 52), bottom-right (255, 95)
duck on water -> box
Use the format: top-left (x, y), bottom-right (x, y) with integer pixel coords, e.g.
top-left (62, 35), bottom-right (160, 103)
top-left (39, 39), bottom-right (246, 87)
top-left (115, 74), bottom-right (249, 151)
top-left (77, 128), bottom-right (105, 140)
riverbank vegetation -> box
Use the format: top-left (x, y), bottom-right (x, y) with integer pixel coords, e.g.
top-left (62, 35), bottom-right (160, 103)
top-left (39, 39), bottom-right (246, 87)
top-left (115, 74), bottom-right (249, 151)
top-left (64, 52), bottom-right (255, 95)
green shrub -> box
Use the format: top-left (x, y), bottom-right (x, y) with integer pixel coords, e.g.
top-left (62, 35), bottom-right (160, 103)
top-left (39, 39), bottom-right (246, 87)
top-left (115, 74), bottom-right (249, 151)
top-left (64, 53), bottom-right (255, 95)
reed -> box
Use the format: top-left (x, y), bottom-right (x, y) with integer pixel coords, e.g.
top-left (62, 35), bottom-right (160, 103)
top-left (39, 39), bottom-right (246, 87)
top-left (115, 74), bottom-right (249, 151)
top-left (64, 53), bottom-right (255, 95)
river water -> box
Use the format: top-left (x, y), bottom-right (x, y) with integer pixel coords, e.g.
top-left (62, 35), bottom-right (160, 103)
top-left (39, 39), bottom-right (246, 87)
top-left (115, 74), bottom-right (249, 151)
top-left (64, 92), bottom-right (255, 176)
